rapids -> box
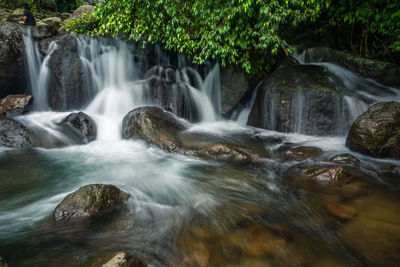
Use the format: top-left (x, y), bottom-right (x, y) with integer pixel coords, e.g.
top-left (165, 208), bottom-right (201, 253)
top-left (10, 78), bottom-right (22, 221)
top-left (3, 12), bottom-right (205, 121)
top-left (0, 33), bottom-right (400, 266)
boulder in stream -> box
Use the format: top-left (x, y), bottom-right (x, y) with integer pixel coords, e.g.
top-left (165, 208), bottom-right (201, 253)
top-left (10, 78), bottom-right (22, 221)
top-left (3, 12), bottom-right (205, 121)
top-left (346, 101), bottom-right (400, 159)
top-left (122, 106), bottom-right (263, 163)
top-left (0, 94), bottom-right (33, 118)
top-left (58, 112), bottom-right (97, 143)
top-left (247, 60), bottom-right (345, 135)
top-left (53, 184), bottom-right (131, 222)
top-left (284, 146), bottom-right (323, 161)
top-left (0, 117), bottom-right (32, 148)
top-left (84, 252), bottom-right (147, 267)
top-left (329, 153), bottom-right (360, 167)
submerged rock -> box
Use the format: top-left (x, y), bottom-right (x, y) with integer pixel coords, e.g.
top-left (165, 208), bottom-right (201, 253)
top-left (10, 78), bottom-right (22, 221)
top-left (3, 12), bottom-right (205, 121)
top-left (0, 94), bottom-right (33, 118)
top-left (84, 252), bottom-right (147, 267)
top-left (0, 22), bottom-right (26, 98)
top-left (329, 153), bottom-right (360, 166)
top-left (58, 112), bottom-right (97, 143)
top-left (0, 118), bottom-right (32, 148)
top-left (284, 146), bottom-right (323, 161)
top-left (346, 101), bottom-right (400, 159)
top-left (53, 184), bottom-right (130, 222)
top-left (247, 60), bottom-right (345, 135)
top-left (325, 201), bottom-right (357, 220)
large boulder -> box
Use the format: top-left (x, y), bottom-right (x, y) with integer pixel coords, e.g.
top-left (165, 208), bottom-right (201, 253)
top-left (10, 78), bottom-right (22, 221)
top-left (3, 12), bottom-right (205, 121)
top-left (122, 106), bottom-right (263, 163)
top-left (0, 117), bottom-right (32, 148)
top-left (64, 5), bottom-right (95, 23)
top-left (296, 47), bottom-right (400, 87)
top-left (47, 49), bottom-right (94, 110)
top-left (38, 34), bottom-right (77, 55)
top-left (0, 94), bottom-right (33, 118)
top-left (53, 184), bottom-right (131, 222)
top-left (0, 22), bottom-right (26, 98)
top-left (247, 60), bottom-right (345, 135)
top-left (41, 17), bottom-right (62, 28)
top-left (346, 101), bottom-right (400, 159)
top-left (122, 106), bottom-right (188, 153)
top-left (58, 112), bottom-right (97, 143)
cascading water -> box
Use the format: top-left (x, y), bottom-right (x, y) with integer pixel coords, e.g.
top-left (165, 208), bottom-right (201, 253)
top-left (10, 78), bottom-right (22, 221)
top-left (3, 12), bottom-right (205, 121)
top-left (293, 48), bottom-right (400, 128)
top-left (22, 34), bottom-right (222, 141)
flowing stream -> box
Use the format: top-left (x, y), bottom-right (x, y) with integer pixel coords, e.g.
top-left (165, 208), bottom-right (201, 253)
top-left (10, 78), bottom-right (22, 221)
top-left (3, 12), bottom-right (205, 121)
top-left (0, 35), bottom-right (399, 266)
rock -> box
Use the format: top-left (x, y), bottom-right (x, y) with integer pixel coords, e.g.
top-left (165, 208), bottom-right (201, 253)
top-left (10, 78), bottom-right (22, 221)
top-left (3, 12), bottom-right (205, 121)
top-left (64, 5), bottom-right (95, 23)
top-left (297, 47), bottom-right (400, 87)
top-left (0, 117), bottom-right (32, 148)
top-left (284, 146), bottom-right (323, 161)
top-left (58, 112), bottom-right (97, 143)
top-left (325, 201), bottom-right (357, 220)
top-left (0, 94), bottom-right (33, 117)
top-left (60, 13), bottom-right (71, 20)
top-left (30, 22), bottom-right (58, 39)
top-left (47, 49), bottom-right (94, 110)
top-left (247, 60), bottom-right (345, 135)
top-left (122, 106), bottom-right (261, 162)
top-left (83, 252), bottom-right (147, 267)
top-left (286, 165), bottom-right (360, 189)
top-left (0, 256), bottom-right (7, 267)
top-left (0, 22), bottom-right (26, 98)
top-left (339, 193), bottom-right (400, 266)
top-left (143, 66), bottom-right (201, 122)
top-left (186, 144), bottom-right (254, 163)
top-left (38, 34), bottom-right (77, 55)
top-left (12, 9), bottom-right (23, 16)
top-left (346, 101), bottom-right (400, 159)
top-left (41, 17), bottom-right (62, 28)
top-left (122, 106), bottom-right (188, 152)
top-left (220, 65), bottom-right (250, 114)
top-left (329, 153), bottom-right (360, 166)
top-left (53, 184), bottom-right (130, 222)
top-left (179, 237), bottom-right (210, 267)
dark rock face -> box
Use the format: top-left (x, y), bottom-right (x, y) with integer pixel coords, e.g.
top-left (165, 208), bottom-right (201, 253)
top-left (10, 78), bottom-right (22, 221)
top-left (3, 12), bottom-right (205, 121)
top-left (58, 112), bottom-right (97, 143)
top-left (47, 49), bottom-right (94, 111)
top-left (122, 106), bottom-right (260, 162)
top-left (297, 47), bottom-right (400, 87)
top-left (247, 61), bottom-right (344, 135)
top-left (122, 106), bottom-right (188, 152)
top-left (0, 22), bottom-right (26, 98)
top-left (346, 102), bottom-right (400, 159)
top-left (143, 66), bottom-right (200, 122)
top-left (284, 146), bottom-right (323, 161)
top-left (220, 65), bottom-right (250, 114)
top-left (38, 34), bottom-right (78, 55)
top-left (83, 252), bottom-right (147, 267)
top-left (329, 153), bottom-right (360, 166)
top-left (0, 94), bottom-right (33, 118)
top-left (53, 184), bottom-right (131, 222)
top-left (0, 118), bottom-right (32, 148)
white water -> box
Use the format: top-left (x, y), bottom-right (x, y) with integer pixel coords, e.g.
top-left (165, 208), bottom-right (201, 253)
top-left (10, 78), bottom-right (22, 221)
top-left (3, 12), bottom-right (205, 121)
top-left (22, 34), bottom-right (223, 141)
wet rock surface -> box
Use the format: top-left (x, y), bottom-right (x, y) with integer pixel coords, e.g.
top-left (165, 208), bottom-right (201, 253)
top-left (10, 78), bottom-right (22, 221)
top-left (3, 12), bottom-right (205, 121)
top-left (122, 106), bottom-right (188, 153)
top-left (58, 112), bottom-right (97, 143)
top-left (53, 184), bottom-right (131, 222)
top-left (47, 49), bottom-right (94, 110)
top-left (346, 101), bottom-right (400, 159)
top-left (284, 146), bottom-right (323, 161)
top-left (0, 22), bottom-right (26, 98)
top-left (247, 60), bottom-right (344, 135)
top-left (122, 106), bottom-right (263, 162)
top-left (329, 153), bottom-right (360, 166)
top-left (83, 252), bottom-right (147, 267)
top-left (0, 94), bottom-right (33, 118)
top-left (0, 117), bottom-right (32, 148)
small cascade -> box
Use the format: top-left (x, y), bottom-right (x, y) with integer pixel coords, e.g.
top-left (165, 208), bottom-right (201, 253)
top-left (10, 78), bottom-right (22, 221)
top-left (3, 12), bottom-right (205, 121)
top-left (294, 48), bottom-right (400, 122)
top-left (22, 34), bottom-right (223, 141)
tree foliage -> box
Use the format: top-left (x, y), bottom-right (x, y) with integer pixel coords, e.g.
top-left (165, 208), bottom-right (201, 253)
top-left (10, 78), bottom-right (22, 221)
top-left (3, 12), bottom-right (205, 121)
top-left (64, 0), bottom-right (400, 74)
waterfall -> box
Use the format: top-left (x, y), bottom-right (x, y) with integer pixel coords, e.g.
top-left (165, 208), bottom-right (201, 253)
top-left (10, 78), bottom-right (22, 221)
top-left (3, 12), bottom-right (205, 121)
top-left (22, 34), bottom-right (223, 141)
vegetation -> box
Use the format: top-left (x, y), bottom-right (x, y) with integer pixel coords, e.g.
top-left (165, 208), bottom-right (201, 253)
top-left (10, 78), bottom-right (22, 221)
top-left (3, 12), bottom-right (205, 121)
top-left (0, 0), bottom-right (82, 12)
top-left (45, 0), bottom-right (400, 75)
